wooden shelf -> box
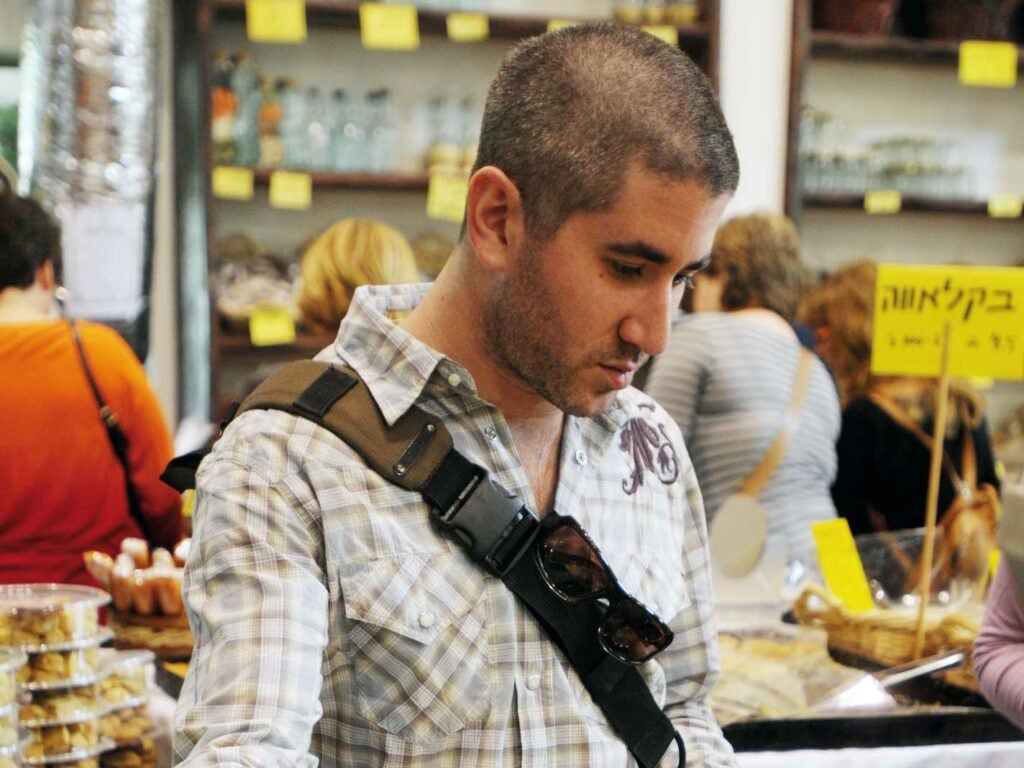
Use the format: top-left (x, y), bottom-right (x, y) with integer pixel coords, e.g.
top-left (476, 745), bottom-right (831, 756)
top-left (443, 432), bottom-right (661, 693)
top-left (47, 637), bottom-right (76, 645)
top-left (217, 333), bottom-right (334, 353)
top-left (811, 30), bottom-right (1024, 69)
top-left (210, 0), bottom-right (710, 51)
top-left (247, 168), bottom-right (429, 191)
top-left (802, 192), bottom-right (1021, 218)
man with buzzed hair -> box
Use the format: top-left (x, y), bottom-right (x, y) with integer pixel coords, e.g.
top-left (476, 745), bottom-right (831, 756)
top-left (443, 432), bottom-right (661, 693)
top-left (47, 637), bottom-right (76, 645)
top-left (176, 23), bottom-right (738, 768)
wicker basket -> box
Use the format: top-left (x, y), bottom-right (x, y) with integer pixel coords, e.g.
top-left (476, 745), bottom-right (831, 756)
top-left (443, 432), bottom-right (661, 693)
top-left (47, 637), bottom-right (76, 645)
top-left (813, 0), bottom-right (902, 36)
top-left (923, 0), bottom-right (1020, 41)
top-left (793, 584), bottom-right (978, 668)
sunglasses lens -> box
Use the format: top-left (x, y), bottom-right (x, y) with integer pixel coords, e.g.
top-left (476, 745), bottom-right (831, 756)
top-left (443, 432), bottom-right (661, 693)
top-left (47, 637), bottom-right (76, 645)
top-left (599, 598), bottom-right (674, 663)
top-left (539, 523), bottom-right (611, 600)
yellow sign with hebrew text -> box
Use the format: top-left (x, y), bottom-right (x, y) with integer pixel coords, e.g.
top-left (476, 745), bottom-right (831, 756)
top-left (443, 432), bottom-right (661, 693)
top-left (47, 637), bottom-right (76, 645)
top-left (871, 263), bottom-right (1024, 380)
top-left (812, 519), bottom-right (875, 613)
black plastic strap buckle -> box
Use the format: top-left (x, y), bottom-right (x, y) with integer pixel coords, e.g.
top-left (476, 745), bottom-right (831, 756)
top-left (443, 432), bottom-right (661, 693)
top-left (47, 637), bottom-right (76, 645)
top-left (431, 470), bottom-right (539, 576)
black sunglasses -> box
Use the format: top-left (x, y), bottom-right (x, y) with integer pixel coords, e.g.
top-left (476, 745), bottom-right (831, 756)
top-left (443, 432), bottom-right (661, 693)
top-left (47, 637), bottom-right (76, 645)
top-left (535, 516), bottom-right (674, 664)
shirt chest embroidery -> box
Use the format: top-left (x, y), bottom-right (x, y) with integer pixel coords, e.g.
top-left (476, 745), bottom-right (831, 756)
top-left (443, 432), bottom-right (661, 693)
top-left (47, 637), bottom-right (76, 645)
top-left (618, 404), bottom-right (680, 495)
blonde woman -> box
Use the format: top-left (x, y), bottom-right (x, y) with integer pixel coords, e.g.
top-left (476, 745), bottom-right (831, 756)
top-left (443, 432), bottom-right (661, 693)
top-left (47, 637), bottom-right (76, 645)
top-left (646, 213), bottom-right (840, 568)
top-left (799, 260), bottom-right (1000, 535)
top-left (297, 219), bottom-right (422, 335)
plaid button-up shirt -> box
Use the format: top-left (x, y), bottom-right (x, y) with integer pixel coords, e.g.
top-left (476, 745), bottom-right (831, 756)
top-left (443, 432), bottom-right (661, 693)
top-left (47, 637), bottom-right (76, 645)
top-left (174, 283), bottom-right (736, 768)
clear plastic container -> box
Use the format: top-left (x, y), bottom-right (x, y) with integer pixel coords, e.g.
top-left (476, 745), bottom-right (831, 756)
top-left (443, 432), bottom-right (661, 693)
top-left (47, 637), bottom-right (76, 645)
top-left (0, 703), bottom-right (18, 748)
top-left (98, 737), bottom-right (156, 768)
top-left (97, 705), bottom-right (151, 745)
top-left (20, 685), bottom-right (102, 727)
top-left (22, 720), bottom-right (100, 760)
top-left (18, 646), bottom-right (101, 689)
top-left (96, 651), bottom-right (151, 709)
top-left (0, 649), bottom-right (27, 707)
top-left (0, 740), bottom-right (24, 768)
top-left (21, 739), bottom-right (112, 765)
top-left (0, 586), bottom-right (109, 648)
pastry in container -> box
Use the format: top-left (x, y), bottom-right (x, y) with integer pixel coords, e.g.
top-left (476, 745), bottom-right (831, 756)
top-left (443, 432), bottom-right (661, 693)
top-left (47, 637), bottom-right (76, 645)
top-left (19, 684), bottom-right (102, 727)
top-left (0, 649), bottom-right (27, 707)
top-left (22, 719), bottom-right (100, 759)
top-left (0, 586), bottom-right (108, 647)
top-left (99, 738), bottom-right (156, 768)
top-left (97, 706), bottom-right (152, 745)
top-left (96, 652), bottom-right (151, 709)
top-left (21, 738), bottom-right (113, 766)
top-left (18, 646), bottom-right (102, 688)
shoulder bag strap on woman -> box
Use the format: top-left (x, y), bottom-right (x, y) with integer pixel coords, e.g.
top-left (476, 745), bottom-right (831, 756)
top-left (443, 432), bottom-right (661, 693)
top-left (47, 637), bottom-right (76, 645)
top-left (68, 320), bottom-right (152, 541)
top-left (738, 348), bottom-right (816, 497)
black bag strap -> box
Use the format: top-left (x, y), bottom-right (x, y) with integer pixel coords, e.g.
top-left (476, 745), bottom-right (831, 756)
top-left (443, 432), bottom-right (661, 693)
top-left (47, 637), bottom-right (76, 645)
top-left (69, 320), bottom-right (153, 542)
top-left (169, 360), bottom-right (683, 767)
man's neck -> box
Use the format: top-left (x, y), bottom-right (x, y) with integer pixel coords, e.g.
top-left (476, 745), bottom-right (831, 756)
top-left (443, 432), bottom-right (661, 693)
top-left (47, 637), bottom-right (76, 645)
top-left (0, 288), bottom-right (54, 324)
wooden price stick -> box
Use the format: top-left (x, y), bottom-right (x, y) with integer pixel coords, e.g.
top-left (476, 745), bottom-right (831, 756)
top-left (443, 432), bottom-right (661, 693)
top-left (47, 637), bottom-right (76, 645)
top-left (912, 320), bottom-right (952, 659)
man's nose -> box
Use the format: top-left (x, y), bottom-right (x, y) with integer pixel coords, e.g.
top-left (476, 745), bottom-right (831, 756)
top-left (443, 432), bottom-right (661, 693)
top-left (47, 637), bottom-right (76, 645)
top-left (618, 286), bottom-right (674, 357)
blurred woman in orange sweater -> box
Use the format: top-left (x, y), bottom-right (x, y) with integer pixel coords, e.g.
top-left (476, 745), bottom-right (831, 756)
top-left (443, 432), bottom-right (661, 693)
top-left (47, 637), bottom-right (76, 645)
top-left (0, 191), bottom-right (181, 586)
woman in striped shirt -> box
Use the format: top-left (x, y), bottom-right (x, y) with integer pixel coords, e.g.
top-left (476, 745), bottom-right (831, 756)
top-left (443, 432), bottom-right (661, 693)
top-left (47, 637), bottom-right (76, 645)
top-left (645, 213), bottom-right (841, 568)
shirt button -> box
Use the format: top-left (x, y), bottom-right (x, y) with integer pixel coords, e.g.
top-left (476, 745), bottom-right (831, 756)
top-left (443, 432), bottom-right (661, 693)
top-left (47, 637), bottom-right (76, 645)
top-left (526, 674), bottom-right (541, 691)
top-left (575, 450), bottom-right (587, 466)
top-left (484, 426), bottom-right (497, 441)
top-left (418, 612), bottom-right (435, 629)
top-left (447, 373), bottom-right (462, 388)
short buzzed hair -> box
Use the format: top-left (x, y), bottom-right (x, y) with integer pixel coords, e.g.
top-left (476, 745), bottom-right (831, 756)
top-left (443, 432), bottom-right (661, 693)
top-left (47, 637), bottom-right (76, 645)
top-left (0, 191), bottom-right (63, 290)
top-left (472, 23), bottom-right (739, 241)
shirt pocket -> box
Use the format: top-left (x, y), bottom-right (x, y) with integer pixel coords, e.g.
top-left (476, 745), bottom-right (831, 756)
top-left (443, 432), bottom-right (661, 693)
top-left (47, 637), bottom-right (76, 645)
top-left (563, 553), bottom-right (688, 725)
top-left (338, 551), bottom-right (492, 745)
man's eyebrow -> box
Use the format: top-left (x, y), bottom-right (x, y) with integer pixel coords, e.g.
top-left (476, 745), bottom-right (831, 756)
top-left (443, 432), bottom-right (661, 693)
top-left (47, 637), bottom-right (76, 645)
top-left (606, 241), bottom-right (670, 265)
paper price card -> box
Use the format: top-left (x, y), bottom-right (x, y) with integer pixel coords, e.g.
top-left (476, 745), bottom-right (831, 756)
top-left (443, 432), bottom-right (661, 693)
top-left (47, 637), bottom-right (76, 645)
top-left (427, 173), bottom-right (469, 223)
top-left (641, 26), bottom-right (679, 47)
top-left (959, 41), bottom-right (1018, 88)
top-left (246, 0), bottom-right (307, 44)
top-left (250, 307), bottom-right (297, 347)
top-left (988, 194), bottom-right (1023, 219)
top-left (812, 519), bottom-right (875, 613)
top-left (871, 263), bottom-right (1024, 380)
top-left (212, 166), bottom-right (254, 201)
top-left (447, 13), bottom-right (489, 43)
top-left (864, 189), bottom-right (902, 214)
top-left (360, 3), bottom-right (420, 51)
top-left (268, 170), bottom-right (312, 210)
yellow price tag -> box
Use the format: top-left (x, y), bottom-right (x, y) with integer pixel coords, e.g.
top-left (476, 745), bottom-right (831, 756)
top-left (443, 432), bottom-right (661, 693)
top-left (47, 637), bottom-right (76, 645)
top-left (268, 170), bottom-right (312, 210)
top-left (547, 19), bottom-right (577, 33)
top-left (812, 519), bottom-right (875, 613)
top-left (447, 12), bottom-right (489, 42)
top-left (246, 0), bottom-right (307, 43)
top-left (360, 3), bottom-right (420, 51)
top-left (989, 549), bottom-right (1002, 581)
top-left (249, 307), bottom-right (297, 347)
top-left (181, 489), bottom-right (195, 519)
top-left (959, 41), bottom-right (1018, 88)
top-left (864, 189), bottom-right (902, 214)
top-left (969, 376), bottom-right (995, 390)
top-left (641, 26), bottom-right (679, 47)
top-left (427, 173), bottom-right (469, 223)
top-left (871, 263), bottom-right (1024, 379)
top-left (212, 166), bottom-right (255, 201)
top-left (988, 194), bottom-right (1023, 219)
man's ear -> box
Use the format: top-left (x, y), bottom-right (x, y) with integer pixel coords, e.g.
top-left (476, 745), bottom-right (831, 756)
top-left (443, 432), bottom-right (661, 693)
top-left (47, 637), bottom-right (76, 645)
top-left (465, 165), bottom-right (524, 273)
top-left (35, 260), bottom-right (56, 291)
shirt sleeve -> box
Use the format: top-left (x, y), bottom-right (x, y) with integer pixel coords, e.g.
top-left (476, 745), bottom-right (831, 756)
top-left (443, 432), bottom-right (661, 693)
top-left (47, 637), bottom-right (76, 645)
top-left (645, 321), bottom-right (709, 445)
top-left (973, 560), bottom-right (1024, 730)
top-left (96, 326), bottom-right (182, 548)
top-left (174, 450), bottom-right (329, 768)
top-left (660, 456), bottom-right (737, 767)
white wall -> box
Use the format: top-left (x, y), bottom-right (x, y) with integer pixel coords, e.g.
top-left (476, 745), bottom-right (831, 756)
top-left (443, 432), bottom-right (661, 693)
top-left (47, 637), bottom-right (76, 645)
top-left (718, 0), bottom-right (793, 216)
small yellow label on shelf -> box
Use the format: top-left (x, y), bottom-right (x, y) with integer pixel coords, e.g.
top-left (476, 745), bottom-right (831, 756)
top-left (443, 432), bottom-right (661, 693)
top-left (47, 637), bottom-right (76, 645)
top-left (246, 0), bottom-right (307, 44)
top-left (988, 194), bottom-right (1023, 219)
top-left (360, 3), bottom-right (420, 50)
top-left (547, 19), bottom-right (577, 33)
top-left (249, 307), bottom-right (297, 347)
top-left (641, 25), bottom-right (679, 47)
top-left (864, 189), bottom-right (902, 214)
top-left (212, 166), bottom-right (255, 201)
top-left (268, 170), bottom-right (312, 210)
top-left (427, 173), bottom-right (469, 223)
top-left (871, 263), bottom-right (1024, 379)
top-left (812, 519), bottom-right (875, 613)
top-left (447, 12), bottom-right (489, 42)
top-left (959, 41), bottom-right (1018, 88)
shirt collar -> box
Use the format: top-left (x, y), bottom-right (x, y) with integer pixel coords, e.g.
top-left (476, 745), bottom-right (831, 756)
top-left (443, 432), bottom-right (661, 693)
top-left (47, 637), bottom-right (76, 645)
top-left (326, 282), bottom-right (629, 432)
